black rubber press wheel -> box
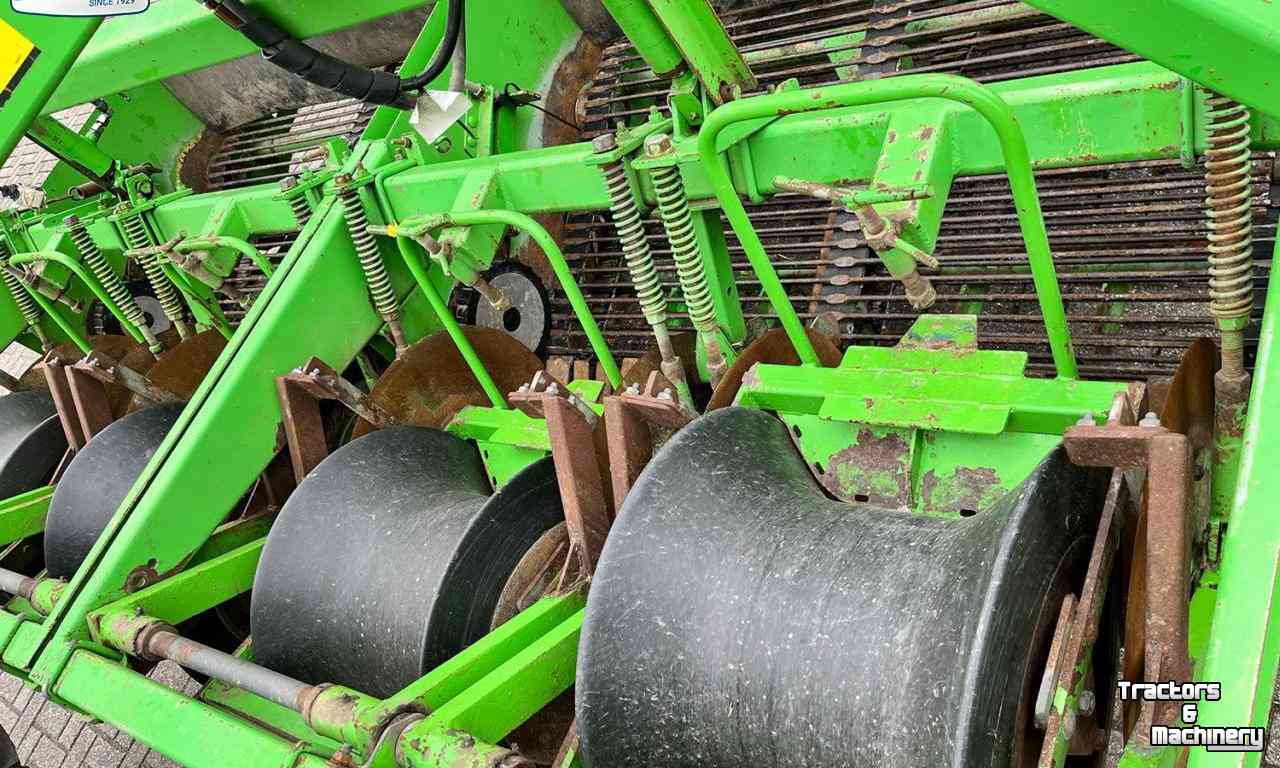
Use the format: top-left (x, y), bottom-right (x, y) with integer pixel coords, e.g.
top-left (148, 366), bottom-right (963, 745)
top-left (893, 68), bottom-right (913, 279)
top-left (577, 407), bottom-right (1108, 768)
top-left (251, 427), bottom-right (564, 697)
top-left (43, 404), bottom-right (182, 579)
top-left (0, 391), bottom-right (67, 500)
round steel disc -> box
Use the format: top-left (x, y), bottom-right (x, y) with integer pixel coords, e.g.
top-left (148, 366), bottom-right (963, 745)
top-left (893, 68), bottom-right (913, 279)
top-left (0, 391), bottom-right (67, 500)
top-left (252, 427), bottom-right (565, 697)
top-left (128, 331), bottom-right (226, 411)
top-left (352, 328), bottom-right (542, 437)
top-left (707, 327), bottom-right (843, 410)
top-left (577, 407), bottom-right (1107, 767)
top-left (472, 265), bottom-right (551, 354)
top-left (44, 404), bottom-right (183, 579)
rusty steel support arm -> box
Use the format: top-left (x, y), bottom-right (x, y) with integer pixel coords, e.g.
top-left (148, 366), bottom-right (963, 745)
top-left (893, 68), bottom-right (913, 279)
top-left (1064, 420), bottom-right (1191, 732)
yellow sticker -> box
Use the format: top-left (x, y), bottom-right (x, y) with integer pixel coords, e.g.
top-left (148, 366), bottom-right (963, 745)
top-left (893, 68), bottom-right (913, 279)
top-left (0, 16), bottom-right (38, 108)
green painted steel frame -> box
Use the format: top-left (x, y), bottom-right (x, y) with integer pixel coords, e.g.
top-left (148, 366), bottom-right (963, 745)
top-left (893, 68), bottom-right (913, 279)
top-left (0, 6), bottom-right (1278, 765)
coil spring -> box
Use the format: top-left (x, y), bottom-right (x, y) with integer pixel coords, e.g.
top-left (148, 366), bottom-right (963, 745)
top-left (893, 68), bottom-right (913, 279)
top-left (118, 212), bottom-right (187, 332)
top-left (68, 217), bottom-right (153, 334)
top-left (289, 195), bottom-right (313, 229)
top-left (602, 162), bottom-right (667, 326)
top-left (652, 165), bottom-right (716, 333)
top-left (1204, 94), bottom-right (1254, 323)
top-left (0, 243), bottom-right (40, 328)
top-left (337, 184), bottom-right (399, 324)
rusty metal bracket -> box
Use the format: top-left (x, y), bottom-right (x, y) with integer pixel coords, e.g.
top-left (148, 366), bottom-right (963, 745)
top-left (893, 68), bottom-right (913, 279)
top-left (73, 352), bottom-right (183, 407)
top-left (510, 371), bottom-right (611, 579)
top-left (275, 357), bottom-right (394, 484)
top-left (604, 371), bottom-right (694, 514)
top-left (1064, 400), bottom-right (1190, 733)
top-left (37, 355), bottom-right (88, 452)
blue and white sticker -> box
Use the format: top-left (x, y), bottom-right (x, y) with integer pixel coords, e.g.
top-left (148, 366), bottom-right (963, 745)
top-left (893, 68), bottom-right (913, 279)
top-left (11, 0), bottom-right (149, 16)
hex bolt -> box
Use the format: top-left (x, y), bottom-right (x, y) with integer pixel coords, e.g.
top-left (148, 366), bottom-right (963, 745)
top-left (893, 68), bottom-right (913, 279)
top-left (1077, 690), bottom-right (1096, 717)
top-left (592, 133), bottom-right (618, 153)
top-left (1140, 412), bottom-right (1162, 428)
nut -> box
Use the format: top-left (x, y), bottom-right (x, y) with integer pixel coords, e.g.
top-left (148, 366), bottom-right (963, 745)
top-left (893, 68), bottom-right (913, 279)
top-left (592, 134), bottom-right (618, 153)
top-left (644, 133), bottom-right (674, 158)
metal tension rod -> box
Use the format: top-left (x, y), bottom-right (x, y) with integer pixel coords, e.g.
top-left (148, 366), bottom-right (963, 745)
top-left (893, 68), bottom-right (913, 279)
top-left (698, 73), bottom-right (1080, 379)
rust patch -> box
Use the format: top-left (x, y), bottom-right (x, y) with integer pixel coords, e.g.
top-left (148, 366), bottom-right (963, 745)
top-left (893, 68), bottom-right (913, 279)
top-left (920, 466), bottom-right (1001, 516)
top-left (820, 428), bottom-right (911, 507)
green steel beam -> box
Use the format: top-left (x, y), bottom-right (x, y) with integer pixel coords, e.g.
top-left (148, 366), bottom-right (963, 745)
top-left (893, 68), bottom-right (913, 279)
top-left (646, 0), bottom-right (756, 104)
top-left (25, 115), bottom-right (115, 187)
top-left (1021, 0), bottom-right (1280, 117)
top-left (0, 486), bottom-right (52, 548)
top-left (54, 651), bottom-right (331, 768)
top-left (0, 8), bottom-right (98, 165)
top-left (1189, 235), bottom-right (1280, 768)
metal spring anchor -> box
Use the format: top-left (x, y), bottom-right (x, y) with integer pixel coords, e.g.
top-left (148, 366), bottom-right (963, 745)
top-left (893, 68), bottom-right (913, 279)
top-left (115, 209), bottom-right (192, 341)
top-left (1203, 93), bottom-right (1255, 382)
top-left (0, 243), bottom-right (50, 350)
top-left (66, 215), bottom-right (165, 354)
top-left (281, 176), bottom-right (312, 229)
top-left (594, 134), bottom-right (694, 409)
top-left (336, 173), bottom-right (409, 356)
top-left (645, 133), bottom-right (727, 385)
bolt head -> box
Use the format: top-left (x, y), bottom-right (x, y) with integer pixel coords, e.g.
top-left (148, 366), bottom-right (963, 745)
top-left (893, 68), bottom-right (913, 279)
top-left (1140, 411), bottom-right (1162, 428)
top-left (1078, 690), bottom-right (1096, 716)
top-left (279, 176), bottom-right (298, 191)
top-left (592, 134), bottom-right (618, 153)
top-left (1076, 412), bottom-right (1095, 427)
top-left (334, 173), bottom-right (353, 187)
top-left (644, 133), bottom-right (674, 158)
top-left (63, 214), bottom-right (80, 227)
top-left (658, 388), bottom-right (673, 401)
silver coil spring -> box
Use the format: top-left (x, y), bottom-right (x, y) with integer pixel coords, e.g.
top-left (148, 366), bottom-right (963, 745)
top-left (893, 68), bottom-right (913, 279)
top-left (601, 162), bottom-right (667, 326)
top-left (0, 242), bottom-right (40, 328)
top-left (68, 217), bottom-right (153, 333)
top-left (651, 165), bottom-right (716, 334)
top-left (1204, 94), bottom-right (1254, 323)
top-left (337, 185), bottom-right (400, 325)
top-left (117, 212), bottom-right (187, 329)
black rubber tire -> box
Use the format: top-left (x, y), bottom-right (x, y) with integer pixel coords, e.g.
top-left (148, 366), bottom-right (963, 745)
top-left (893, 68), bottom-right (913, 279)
top-left (43, 404), bottom-right (182, 579)
top-left (577, 407), bottom-right (1107, 768)
top-left (0, 391), bottom-right (67, 500)
top-left (0, 723), bottom-right (17, 768)
top-left (252, 427), bottom-right (565, 697)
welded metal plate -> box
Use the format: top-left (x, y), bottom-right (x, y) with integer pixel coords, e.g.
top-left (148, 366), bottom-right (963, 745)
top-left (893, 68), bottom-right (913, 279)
top-left (127, 331), bottom-right (225, 411)
top-left (352, 328), bottom-right (542, 436)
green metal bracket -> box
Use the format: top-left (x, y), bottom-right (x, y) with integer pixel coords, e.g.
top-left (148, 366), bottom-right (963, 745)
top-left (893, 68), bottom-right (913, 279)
top-left (0, 486), bottom-right (53, 550)
top-left (698, 74), bottom-right (1080, 378)
top-left (738, 316), bottom-right (1122, 435)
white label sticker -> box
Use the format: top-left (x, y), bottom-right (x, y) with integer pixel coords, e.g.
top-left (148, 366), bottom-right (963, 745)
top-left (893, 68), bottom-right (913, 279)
top-left (11, 0), bottom-right (149, 17)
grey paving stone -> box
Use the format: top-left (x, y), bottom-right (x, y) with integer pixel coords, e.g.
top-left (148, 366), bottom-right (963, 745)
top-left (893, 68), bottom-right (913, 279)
top-left (29, 734), bottom-right (67, 768)
top-left (84, 737), bottom-right (126, 768)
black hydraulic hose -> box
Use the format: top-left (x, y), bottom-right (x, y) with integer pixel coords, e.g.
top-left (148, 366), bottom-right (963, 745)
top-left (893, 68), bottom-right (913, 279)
top-left (400, 0), bottom-right (464, 91)
top-left (197, 0), bottom-right (464, 107)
